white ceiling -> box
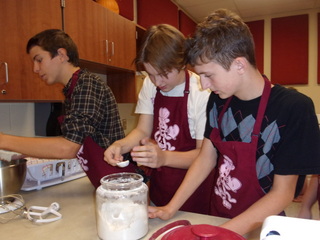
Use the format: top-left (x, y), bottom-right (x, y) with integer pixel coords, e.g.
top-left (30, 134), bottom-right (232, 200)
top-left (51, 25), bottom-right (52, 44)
top-left (172, 0), bottom-right (320, 23)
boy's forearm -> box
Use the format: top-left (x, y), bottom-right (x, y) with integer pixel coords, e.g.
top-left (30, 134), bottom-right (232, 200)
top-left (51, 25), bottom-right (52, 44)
top-left (163, 139), bottom-right (203, 169)
top-left (162, 148), bottom-right (200, 169)
top-left (167, 152), bottom-right (216, 215)
top-left (0, 134), bottom-right (80, 159)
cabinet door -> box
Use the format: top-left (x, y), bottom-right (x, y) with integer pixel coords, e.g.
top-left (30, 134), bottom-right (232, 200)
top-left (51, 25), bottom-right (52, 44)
top-left (64, 0), bottom-right (108, 65)
top-left (64, 0), bottom-right (136, 71)
top-left (106, 11), bottom-right (136, 70)
top-left (0, 0), bottom-right (64, 101)
top-left (63, 0), bottom-right (137, 103)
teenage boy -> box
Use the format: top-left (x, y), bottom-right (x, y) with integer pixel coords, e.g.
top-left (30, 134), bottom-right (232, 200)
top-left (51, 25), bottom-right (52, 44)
top-left (148, 9), bottom-right (320, 236)
top-left (0, 29), bottom-right (126, 187)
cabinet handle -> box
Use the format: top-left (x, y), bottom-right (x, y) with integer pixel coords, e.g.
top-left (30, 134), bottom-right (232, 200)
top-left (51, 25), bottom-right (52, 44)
top-left (1, 62), bottom-right (9, 84)
top-left (111, 42), bottom-right (114, 56)
top-left (106, 40), bottom-right (109, 57)
top-left (1, 62), bottom-right (8, 95)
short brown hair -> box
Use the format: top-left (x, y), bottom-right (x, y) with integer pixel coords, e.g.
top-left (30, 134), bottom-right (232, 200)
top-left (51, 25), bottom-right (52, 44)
top-left (186, 9), bottom-right (256, 70)
top-left (135, 24), bottom-right (186, 75)
top-left (26, 29), bottom-right (79, 67)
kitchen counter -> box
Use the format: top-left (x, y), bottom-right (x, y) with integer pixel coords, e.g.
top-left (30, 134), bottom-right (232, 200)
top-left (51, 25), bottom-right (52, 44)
top-left (1, 177), bottom-right (260, 240)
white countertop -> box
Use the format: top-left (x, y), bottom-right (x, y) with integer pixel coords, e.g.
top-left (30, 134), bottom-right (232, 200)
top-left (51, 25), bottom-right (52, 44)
top-left (1, 177), bottom-right (260, 240)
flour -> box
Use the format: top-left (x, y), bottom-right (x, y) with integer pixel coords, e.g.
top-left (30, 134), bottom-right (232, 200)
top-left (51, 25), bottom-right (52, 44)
top-left (97, 198), bottom-right (148, 240)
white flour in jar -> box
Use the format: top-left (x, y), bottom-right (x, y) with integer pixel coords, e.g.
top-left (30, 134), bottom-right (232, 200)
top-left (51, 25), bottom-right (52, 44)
top-left (97, 198), bottom-right (148, 240)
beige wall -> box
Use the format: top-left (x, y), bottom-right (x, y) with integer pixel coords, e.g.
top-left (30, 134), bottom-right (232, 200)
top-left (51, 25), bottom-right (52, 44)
top-left (245, 8), bottom-right (320, 113)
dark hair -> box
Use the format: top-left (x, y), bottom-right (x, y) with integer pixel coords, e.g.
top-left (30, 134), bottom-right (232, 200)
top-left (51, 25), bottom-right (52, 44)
top-left (135, 24), bottom-right (186, 76)
top-left (26, 29), bottom-right (79, 67)
top-left (186, 9), bottom-right (256, 70)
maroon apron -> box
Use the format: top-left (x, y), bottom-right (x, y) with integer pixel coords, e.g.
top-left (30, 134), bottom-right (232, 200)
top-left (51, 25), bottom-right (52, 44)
top-left (210, 76), bottom-right (271, 218)
top-left (149, 70), bottom-right (214, 214)
top-left (59, 70), bottom-right (137, 189)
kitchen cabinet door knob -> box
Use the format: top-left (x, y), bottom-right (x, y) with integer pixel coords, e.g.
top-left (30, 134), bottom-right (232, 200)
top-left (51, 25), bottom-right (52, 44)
top-left (1, 89), bottom-right (7, 95)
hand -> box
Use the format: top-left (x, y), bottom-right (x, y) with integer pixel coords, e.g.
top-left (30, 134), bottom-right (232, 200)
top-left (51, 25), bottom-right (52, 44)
top-left (148, 205), bottom-right (175, 220)
top-left (131, 138), bottom-right (164, 168)
top-left (103, 142), bottom-right (124, 166)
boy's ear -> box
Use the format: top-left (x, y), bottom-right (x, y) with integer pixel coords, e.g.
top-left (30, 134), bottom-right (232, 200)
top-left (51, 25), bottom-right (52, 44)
top-left (234, 57), bottom-right (246, 72)
top-left (57, 48), bottom-right (69, 62)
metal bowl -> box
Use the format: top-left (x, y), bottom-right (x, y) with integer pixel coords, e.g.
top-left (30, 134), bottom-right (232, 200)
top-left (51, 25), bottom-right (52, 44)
top-left (0, 159), bottom-right (27, 197)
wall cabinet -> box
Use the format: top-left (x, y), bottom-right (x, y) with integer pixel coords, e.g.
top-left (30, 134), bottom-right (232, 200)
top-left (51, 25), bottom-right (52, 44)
top-left (64, 0), bottom-right (136, 71)
top-left (63, 0), bottom-right (107, 65)
top-left (106, 10), bottom-right (136, 70)
top-left (0, 0), bottom-right (64, 101)
top-left (63, 0), bottom-right (137, 103)
top-left (0, 0), bottom-right (137, 102)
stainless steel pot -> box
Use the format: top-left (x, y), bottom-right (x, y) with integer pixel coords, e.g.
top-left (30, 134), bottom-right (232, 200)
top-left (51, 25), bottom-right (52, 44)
top-left (0, 159), bottom-right (27, 197)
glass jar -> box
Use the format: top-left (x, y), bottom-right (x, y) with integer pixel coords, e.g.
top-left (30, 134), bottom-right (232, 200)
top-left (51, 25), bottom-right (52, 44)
top-left (96, 172), bottom-right (148, 240)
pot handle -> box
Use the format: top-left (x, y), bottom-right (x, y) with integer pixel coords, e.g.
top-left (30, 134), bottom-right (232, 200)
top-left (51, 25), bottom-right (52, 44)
top-left (149, 220), bottom-right (191, 240)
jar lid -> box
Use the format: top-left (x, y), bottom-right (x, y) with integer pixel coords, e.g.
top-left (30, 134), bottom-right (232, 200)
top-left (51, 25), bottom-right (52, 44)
top-left (100, 172), bottom-right (143, 190)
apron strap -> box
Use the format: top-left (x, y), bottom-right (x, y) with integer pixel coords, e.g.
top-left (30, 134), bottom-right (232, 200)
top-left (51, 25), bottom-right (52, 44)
top-left (66, 69), bottom-right (81, 99)
top-left (183, 69), bottom-right (190, 95)
top-left (252, 75), bottom-right (271, 137)
top-left (57, 69), bottom-right (81, 124)
top-left (218, 97), bottom-right (232, 126)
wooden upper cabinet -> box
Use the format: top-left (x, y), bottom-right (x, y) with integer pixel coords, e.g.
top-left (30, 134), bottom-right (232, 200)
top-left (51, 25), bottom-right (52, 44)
top-left (64, 0), bottom-right (107, 65)
top-left (106, 10), bottom-right (136, 70)
top-left (64, 0), bottom-right (136, 71)
top-left (0, 0), bottom-right (136, 102)
top-left (0, 0), bottom-right (64, 101)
